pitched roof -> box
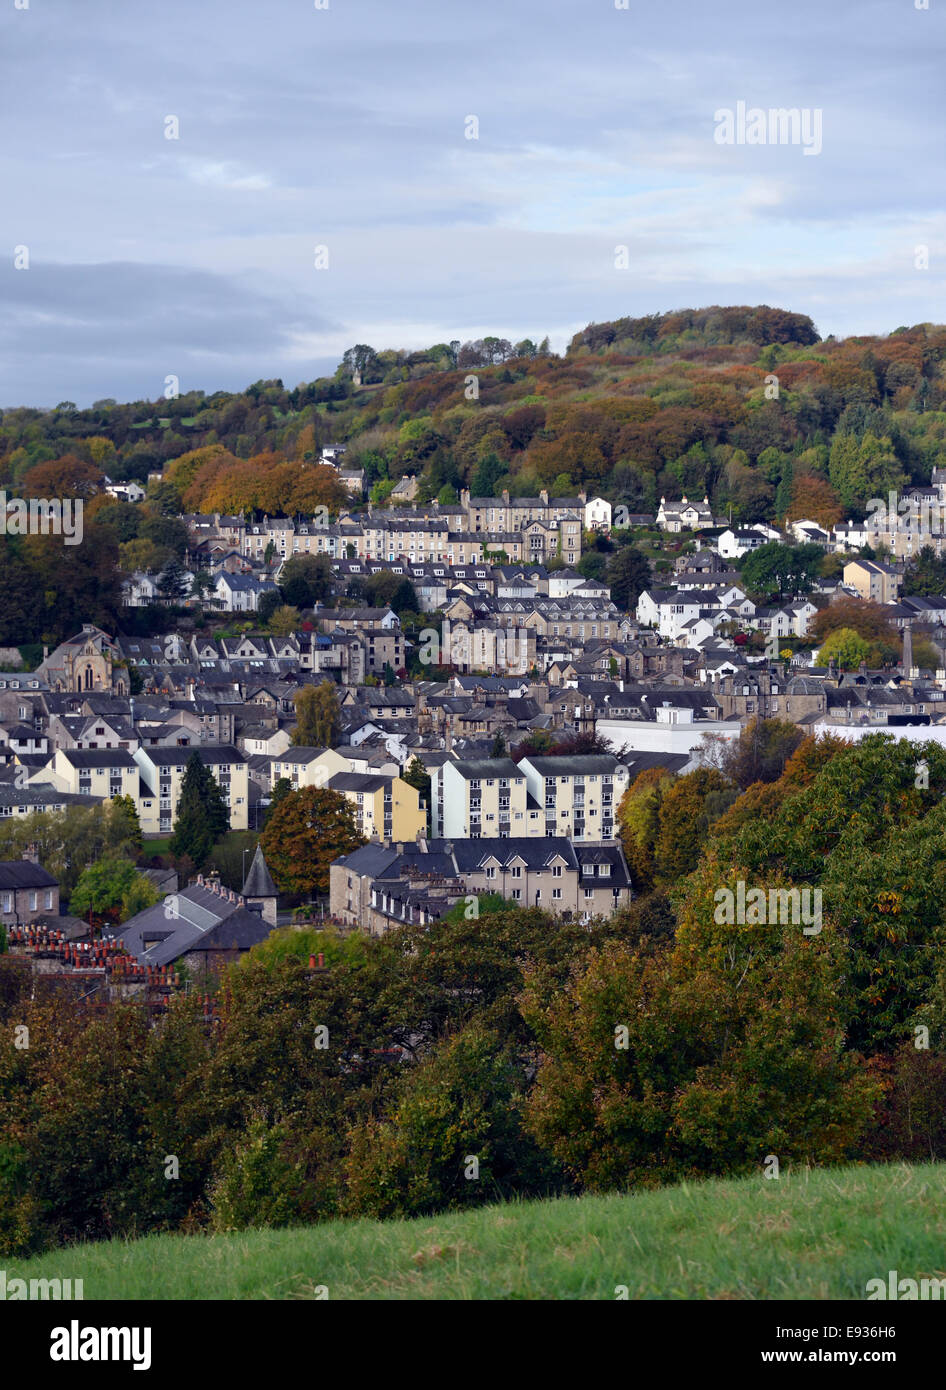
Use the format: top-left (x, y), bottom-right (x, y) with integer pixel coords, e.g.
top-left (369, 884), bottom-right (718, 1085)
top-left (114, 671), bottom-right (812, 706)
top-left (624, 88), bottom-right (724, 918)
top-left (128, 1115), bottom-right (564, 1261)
top-left (0, 860), bottom-right (58, 890)
top-left (241, 844), bottom-right (278, 899)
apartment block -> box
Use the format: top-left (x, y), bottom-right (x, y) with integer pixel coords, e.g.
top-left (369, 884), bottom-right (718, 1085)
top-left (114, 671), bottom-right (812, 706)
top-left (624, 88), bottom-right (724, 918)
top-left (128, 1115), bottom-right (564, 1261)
top-left (133, 745), bottom-right (249, 835)
top-left (328, 771), bottom-right (426, 843)
top-left (40, 748), bottom-right (141, 803)
top-left (518, 754), bottom-right (631, 841)
top-left (431, 758), bottom-right (544, 839)
top-left (269, 746), bottom-right (350, 791)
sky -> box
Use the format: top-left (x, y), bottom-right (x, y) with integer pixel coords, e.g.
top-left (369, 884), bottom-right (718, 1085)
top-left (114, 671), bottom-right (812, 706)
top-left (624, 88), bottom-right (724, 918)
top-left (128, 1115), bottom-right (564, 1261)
top-left (0, 0), bottom-right (943, 407)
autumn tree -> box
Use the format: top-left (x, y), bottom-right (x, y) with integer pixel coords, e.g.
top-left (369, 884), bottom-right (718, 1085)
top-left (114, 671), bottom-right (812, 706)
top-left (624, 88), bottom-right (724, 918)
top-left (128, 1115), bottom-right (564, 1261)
top-left (260, 786), bottom-right (364, 895)
top-left (788, 472), bottom-right (843, 528)
top-left (267, 604), bottom-right (302, 636)
top-left (811, 596), bottom-right (900, 666)
top-left (616, 767), bottom-right (674, 890)
top-left (653, 768), bottom-right (736, 883)
top-left (21, 455), bottom-right (104, 499)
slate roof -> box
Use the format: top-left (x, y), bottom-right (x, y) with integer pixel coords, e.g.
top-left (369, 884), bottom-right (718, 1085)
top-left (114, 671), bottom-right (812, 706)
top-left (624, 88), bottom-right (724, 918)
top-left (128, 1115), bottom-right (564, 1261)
top-left (329, 772), bottom-right (391, 794)
top-left (112, 883), bottom-right (271, 966)
top-left (241, 844), bottom-right (278, 899)
top-left (0, 860), bottom-right (58, 890)
top-left (520, 755), bottom-right (621, 776)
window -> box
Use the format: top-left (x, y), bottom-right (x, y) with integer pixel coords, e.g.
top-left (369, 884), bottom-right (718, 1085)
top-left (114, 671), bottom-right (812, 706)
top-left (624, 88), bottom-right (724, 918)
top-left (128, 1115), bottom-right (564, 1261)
top-left (552, 888), bottom-right (562, 900)
top-left (510, 866), bottom-right (522, 878)
top-left (511, 888), bottom-right (522, 901)
top-left (551, 865), bottom-right (563, 877)
top-left (584, 888), bottom-right (595, 900)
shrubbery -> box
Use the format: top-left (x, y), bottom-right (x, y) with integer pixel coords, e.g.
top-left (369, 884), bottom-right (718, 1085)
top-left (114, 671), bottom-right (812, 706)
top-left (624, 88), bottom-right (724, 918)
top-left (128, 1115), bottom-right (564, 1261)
top-left (5, 733), bottom-right (946, 1254)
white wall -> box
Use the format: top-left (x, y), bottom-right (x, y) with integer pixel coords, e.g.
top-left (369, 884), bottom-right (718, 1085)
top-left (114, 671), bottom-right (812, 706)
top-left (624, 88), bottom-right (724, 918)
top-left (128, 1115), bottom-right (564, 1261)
top-left (599, 718), bottom-right (744, 759)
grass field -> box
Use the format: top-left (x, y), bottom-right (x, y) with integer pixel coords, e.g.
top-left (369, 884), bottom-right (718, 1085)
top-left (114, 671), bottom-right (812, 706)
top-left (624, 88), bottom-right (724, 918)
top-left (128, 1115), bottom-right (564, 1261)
top-left (8, 1163), bottom-right (946, 1300)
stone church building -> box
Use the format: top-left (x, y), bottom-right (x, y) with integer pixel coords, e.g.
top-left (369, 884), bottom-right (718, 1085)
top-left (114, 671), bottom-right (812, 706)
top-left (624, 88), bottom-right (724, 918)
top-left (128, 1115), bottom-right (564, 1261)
top-left (33, 625), bottom-right (129, 695)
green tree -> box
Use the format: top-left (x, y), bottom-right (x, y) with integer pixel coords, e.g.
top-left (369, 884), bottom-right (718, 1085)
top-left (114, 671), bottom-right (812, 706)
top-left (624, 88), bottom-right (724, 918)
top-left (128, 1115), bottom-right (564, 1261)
top-left (157, 556), bottom-right (189, 603)
top-left (739, 542), bottom-right (822, 600)
top-left (292, 681), bottom-right (341, 747)
top-left (903, 546), bottom-right (946, 598)
top-left (70, 856), bottom-right (159, 922)
top-left (169, 753), bottom-right (230, 868)
top-left (606, 546), bottom-right (652, 611)
top-left (522, 925), bottom-right (873, 1191)
top-left (279, 554), bottom-right (333, 608)
top-left (109, 795), bottom-right (143, 854)
top-left (828, 431), bottom-right (906, 512)
top-left (817, 627), bottom-right (872, 671)
top-left (362, 571), bottom-right (417, 616)
top-left (343, 1023), bottom-right (554, 1219)
top-left (0, 804), bottom-right (140, 897)
top-left (257, 588), bottom-right (283, 625)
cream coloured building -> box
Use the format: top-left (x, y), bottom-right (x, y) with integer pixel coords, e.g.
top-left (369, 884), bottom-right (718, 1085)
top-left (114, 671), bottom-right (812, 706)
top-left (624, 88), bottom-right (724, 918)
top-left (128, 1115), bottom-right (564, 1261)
top-left (133, 746), bottom-right (249, 836)
top-left (431, 758), bottom-right (545, 840)
top-left (328, 772), bottom-right (426, 844)
top-left (518, 754), bottom-right (630, 842)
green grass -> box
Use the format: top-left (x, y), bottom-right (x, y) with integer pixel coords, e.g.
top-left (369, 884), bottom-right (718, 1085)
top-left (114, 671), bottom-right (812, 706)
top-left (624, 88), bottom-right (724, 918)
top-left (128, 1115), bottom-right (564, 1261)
top-left (142, 836), bottom-right (174, 856)
top-left (8, 1163), bottom-right (946, 1300)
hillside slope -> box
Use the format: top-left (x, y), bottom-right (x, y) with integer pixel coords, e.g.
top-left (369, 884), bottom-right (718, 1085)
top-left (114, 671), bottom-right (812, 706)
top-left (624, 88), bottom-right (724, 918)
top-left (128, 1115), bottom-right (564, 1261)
top-left (8, 1162), bottom-right (946, 1300)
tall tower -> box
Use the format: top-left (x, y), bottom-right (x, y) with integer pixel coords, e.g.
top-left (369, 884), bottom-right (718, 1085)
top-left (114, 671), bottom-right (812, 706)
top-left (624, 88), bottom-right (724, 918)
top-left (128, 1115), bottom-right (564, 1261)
top-left (902, 619), bottom-right (914, 678)
top-left (241, 843), bottom-right (278, 927)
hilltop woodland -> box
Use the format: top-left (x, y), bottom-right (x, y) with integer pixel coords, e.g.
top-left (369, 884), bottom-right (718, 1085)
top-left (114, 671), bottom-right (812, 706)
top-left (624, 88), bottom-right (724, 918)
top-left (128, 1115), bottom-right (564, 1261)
top-left (4, 731), bottom-right (946, 1253)
top-left (4, 306), bottom-right (946, 645)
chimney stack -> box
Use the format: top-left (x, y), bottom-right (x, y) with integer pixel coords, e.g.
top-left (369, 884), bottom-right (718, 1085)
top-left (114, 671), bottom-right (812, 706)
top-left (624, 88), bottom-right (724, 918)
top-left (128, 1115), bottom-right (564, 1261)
top-left (902, 619), bottom-right (914, 677)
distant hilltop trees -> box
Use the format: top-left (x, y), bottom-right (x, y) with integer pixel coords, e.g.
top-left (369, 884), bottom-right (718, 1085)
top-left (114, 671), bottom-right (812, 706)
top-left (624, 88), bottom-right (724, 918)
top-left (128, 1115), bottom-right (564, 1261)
top-left (569, 305), bottom-right (820, 356)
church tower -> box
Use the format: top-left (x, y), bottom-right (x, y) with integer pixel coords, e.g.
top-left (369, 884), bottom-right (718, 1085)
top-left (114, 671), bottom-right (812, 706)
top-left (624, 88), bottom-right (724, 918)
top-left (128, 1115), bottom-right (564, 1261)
top-left (241, 844), bottom-right (278, 927)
